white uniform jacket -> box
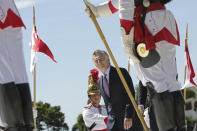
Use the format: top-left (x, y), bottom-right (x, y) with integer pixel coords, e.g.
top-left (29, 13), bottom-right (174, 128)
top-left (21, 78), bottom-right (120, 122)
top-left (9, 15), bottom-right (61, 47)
top-left (83, 104), bottom-right (108, 131)
top-left (93, 0), bottom-right (181, 92)
top-left (94, 0), bottom-right (179, 50)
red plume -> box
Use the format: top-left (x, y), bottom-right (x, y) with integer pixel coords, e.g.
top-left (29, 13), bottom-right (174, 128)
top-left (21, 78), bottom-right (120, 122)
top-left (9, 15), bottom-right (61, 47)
top-left (90, 68), bottom-right (99, 83)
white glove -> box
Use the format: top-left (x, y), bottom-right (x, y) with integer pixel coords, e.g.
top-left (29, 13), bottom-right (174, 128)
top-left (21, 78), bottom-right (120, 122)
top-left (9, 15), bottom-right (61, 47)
top-left (121, 27), bottom-right (140, 64)
top-left (84, 0), bottom-right (112, 18)
top-left (84, 0), bottom-right (99, 18)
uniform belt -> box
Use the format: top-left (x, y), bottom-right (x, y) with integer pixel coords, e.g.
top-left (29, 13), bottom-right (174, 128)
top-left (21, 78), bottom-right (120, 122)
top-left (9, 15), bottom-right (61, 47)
top-left (94, 129), bottom-right (108, 131)
top-left (88, 122), bottom-right (97, 131)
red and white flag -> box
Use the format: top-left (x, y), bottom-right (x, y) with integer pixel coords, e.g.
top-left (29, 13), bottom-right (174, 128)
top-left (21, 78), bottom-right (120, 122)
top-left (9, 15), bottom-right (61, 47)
top-left (30, 26), bottom-right (56, 72)
top-left (0, 0), bottom-right (25, 29)
top-left (184, 39), bottom-right (197, 87)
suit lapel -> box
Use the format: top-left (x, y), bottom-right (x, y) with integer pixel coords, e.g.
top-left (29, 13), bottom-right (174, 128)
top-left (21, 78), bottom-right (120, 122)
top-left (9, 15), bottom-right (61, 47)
top-left (109, 66), bottom-right (116, 91)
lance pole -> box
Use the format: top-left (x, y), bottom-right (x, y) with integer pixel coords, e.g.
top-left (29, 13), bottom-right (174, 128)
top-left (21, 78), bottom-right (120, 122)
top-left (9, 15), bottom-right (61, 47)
top-left (33, 6), bottom-right (37, 131)
top-left (184, 24), bottom-right (188, 102)
top-left (83, 1), bottom-right (148, 130)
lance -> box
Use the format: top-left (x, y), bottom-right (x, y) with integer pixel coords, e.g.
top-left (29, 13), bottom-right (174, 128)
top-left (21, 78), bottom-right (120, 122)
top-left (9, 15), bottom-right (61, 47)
top-left (33, 6), bottom-right (37, 131)
top-left (184, 24), bottom-right (188, 102)
top-left (83, 1), bottom-right (148, 130)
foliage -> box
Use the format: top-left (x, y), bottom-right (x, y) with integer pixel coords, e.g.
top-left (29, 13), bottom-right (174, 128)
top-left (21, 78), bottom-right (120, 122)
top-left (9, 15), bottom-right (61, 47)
top-left (72, 114), bottom-right (87, 131)
top-left (186, 89), bottom-right (196, 99)
top-left (187, 120), bottom-right (197, 131)
top-left (36, 101), bottom-right (69, 131)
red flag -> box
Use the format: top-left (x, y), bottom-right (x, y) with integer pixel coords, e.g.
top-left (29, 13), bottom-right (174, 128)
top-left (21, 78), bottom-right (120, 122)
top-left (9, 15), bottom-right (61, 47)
top-left (184, 39), bottom-right (197, 87)
top-left (32, 26), bottom-right (56, 62)
top-left (0, 0), bottom-right (25, 29)
top-left (30, 26), bottom-right (56, 72)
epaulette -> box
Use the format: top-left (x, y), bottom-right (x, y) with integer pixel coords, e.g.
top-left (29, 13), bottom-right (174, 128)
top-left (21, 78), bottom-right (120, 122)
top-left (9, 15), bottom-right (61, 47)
top-left (84, 103), bottom-right (92, 109)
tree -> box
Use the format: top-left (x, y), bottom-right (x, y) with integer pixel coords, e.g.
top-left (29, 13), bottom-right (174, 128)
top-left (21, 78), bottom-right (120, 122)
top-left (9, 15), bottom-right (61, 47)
top-left (36, 101), bottom-right (69, 131)
top-left (72, 114), bottom-right (87, 131)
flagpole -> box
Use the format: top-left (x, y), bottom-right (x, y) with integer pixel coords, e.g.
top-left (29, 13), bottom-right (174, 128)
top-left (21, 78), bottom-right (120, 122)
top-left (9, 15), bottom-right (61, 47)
top-left (33, 65), bottom-right (37, 131)
top-left (184, 65), bottom-right (187, 101)
top-left (83, 1), bottom-right (148, 130)
top-left (184, 24), bottom-right (188, 102)
top-left (33, 6), bottom-right (37, 131)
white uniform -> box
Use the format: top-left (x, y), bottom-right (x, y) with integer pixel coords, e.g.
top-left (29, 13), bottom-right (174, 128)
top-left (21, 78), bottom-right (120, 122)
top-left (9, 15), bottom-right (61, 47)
top-left (0, 27), bottom-right (28, 84)
top-left (0, 0), bottom-right (33, 130)
top-left (0, 0), bottom-right (28, 84)
top-left (86, 0), bottom-right (181, 93)
top-left (82, 104), bottom-right (108, 131)
top-left (134, 43), bottom-right (181, 93)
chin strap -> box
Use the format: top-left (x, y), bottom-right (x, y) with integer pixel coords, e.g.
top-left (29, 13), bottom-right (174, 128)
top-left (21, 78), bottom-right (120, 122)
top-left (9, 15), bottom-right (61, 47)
top-left (87, 122), bottom-right (97, 131)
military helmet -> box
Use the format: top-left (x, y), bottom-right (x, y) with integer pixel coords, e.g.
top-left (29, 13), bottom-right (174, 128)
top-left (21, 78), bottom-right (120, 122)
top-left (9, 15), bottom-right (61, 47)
top-left (87, 69), bottom-right (100, 96)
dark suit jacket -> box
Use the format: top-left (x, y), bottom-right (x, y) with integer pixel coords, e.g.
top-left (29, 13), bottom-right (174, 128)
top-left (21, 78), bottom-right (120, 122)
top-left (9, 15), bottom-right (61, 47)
top-left (97, 66), bottom-right (135, 130)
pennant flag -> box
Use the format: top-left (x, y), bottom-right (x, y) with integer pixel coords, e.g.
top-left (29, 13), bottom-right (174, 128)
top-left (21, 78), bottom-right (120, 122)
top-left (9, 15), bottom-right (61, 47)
top-left (184, 28), bottom-right (197, 87)
top-left (30, 26), bottom-right (56, 72)
top-left (0, 0), bottom-right (25, 29)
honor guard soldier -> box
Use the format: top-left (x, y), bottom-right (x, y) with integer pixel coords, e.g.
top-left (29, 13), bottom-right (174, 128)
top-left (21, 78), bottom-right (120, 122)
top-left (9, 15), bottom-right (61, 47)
top-left (84, 0), bottom-right (186, 130)
top-left (83, 69), bottom-right (108, 131)
top-left (0, 0), bottom-right (33, 130)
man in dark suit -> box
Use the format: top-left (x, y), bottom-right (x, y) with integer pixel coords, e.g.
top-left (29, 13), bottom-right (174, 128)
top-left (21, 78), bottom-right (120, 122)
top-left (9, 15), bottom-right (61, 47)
top-left (92, 50), bottom-right (142, 131)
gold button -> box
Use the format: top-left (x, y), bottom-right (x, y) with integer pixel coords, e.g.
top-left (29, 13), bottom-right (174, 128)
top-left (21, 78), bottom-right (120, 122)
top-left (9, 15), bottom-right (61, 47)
top-left (143, 0), bottom-right (150, 7)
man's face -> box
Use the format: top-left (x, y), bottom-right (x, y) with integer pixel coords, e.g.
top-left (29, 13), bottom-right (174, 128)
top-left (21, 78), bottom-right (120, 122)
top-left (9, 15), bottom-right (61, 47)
top-left (92, 53), bottom-right (110, 73)
top-left (90, 94), bottom-right (101, 105)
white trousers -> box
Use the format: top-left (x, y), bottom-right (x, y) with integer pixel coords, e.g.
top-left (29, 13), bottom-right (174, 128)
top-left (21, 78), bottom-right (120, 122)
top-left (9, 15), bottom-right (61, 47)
top-left (133, 41), bottom-right (181, 93)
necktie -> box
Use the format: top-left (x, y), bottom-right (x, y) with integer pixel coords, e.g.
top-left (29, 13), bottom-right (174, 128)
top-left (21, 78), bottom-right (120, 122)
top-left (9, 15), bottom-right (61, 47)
top-left (103, 74), bottom-right (110, 97)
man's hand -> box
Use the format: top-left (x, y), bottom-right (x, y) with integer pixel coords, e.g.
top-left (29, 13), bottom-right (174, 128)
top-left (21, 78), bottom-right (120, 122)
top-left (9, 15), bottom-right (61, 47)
top-left (138, 105), bottom-right (144, 115)
top-left (124, 118), bottom-right (132, 130)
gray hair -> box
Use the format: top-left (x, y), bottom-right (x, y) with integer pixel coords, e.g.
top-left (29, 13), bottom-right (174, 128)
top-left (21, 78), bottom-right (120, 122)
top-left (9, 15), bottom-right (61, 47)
top-left (92, 49), bottom-right (109, 58)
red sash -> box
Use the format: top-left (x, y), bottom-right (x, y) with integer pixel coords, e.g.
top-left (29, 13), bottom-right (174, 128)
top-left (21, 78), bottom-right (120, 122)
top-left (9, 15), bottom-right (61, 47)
top-left (134, 2), bottom-right (180, 50)
top-left (94, 129), bottom-right (108, 131)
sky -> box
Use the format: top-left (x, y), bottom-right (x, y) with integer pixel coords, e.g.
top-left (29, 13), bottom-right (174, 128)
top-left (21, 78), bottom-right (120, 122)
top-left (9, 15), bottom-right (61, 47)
top-left (14, 0), bottom-right (197, 130)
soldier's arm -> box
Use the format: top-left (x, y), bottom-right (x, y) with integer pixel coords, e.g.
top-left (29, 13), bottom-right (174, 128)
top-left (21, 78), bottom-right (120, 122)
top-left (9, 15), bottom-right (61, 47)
top-left (82, 107), bottom-right (107, 127)
top-left (120, 0), bottom-right (140, 63)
